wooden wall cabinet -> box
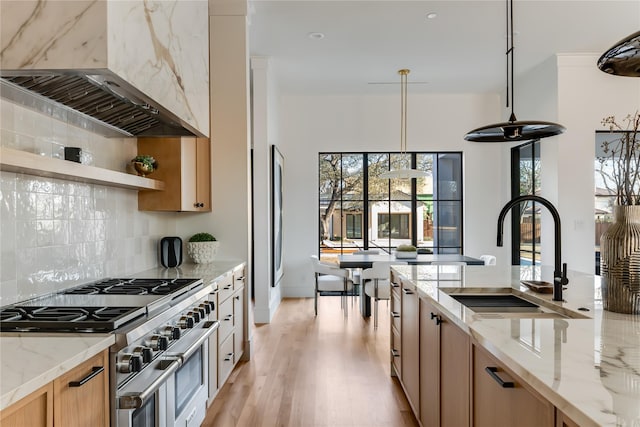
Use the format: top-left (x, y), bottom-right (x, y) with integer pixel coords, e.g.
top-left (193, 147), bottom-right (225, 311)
top-left (472, 344), bottom-right (554, 427)
top-left (0, 350), bottom-right (109, 427)
top-left (137, 137), bottom-right (211, 211)
top-left (419, 298), bottom-right (470, 427)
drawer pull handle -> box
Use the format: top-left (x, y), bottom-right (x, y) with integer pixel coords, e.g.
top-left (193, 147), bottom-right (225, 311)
top-left (391, 311), bottom-right (400, 318)
top-left (391, 282), bottom-right (400, 288)
top-left (485, 367), bottom-right (514, 388)
top-left (402, 288), bottom-right (413, 295)
top-left (236, 276), bottom-right (245, 281)
top-left (235, 295), bottom-right (241, 300)
top-left (391, 349), bottom-right (400, 358)
top-left (224, 314), bottom-right (233, 321)
top-left (224, 352), bottom-right (234, 361)
top-left (223, 285), bottom-right (232, 290)
top-left (69, 366), bottom-right (104, 387)
top-left (430, 312), bottom-right (442, 325)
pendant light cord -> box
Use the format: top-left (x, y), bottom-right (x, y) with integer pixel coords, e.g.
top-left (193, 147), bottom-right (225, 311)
top-left (506, 0), bottom-right (516, 121)
top-left (399, 69), bottom-right (409, 154)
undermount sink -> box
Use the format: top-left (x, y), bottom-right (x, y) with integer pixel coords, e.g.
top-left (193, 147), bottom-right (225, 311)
top-left (441, 288), bottom-right (589, 319)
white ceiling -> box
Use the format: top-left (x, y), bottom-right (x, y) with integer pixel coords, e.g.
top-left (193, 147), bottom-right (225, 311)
top-left (248, 1), bottom-right (640, 95)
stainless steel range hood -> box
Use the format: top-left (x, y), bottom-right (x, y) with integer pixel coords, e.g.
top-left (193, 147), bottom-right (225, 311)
top-left (0, 70), bottom-right (202, 138)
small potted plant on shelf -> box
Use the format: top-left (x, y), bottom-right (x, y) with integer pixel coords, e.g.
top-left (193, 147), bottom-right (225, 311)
top-left (131, 155), bottom-right (158, 177)
top-left (394, 244), bottom-right (417, 259)
top-left (187, 232), bottom-right (219, 264)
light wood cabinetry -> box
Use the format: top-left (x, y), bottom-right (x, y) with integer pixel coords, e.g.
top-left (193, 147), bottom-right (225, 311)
top-left (0, 383), bottom-right (53, 427)
top-left (53, 350), bottom-right (109, 427)
top-left (400, 280), bottom-right (420, 416)
top-left (390, 270), bottom-right (402, 378)
top-left (0, 350), bottom-right (109, 427)
top-left (472, 344), bottom-right (554, 427)
top-left (555, 409), bottom-right (580, 427)
top-left (213, 264), bottom-right (246, 392)
top-left (419, 298), bottom-right (470, 427)
top-left (137, 137), bottom-right (211, 211)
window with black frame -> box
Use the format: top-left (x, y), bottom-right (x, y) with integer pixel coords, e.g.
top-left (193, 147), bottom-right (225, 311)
top-left (318, 152), bottom-right (463, 260)
top-left (511, 141), bottom-right (542, 265)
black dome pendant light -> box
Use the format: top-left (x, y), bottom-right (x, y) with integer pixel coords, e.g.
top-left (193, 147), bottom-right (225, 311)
top-left (464, 0), bottom-right (565, 143)
top-left (597, 31), bottom-right (640, 77)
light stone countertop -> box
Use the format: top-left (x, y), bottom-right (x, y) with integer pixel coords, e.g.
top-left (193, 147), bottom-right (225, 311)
top-left (0, 260), bottom-right (245, 413)
top-left (0, 334), bottom-right (114, 411)
top-left (391, 264), bottom-right (640, 427)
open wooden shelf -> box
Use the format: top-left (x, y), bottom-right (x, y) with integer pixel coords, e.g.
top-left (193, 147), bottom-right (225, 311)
top-left (0, 147), bottom-right (165, 191)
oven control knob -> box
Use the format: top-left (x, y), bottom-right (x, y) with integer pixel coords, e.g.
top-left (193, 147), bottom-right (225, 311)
top-left (199, 303), bottom-right (211, 315)
top-left (189, 310), bottom-right (201, 323)
top-left (208, 301), bottom-right (216, 312)
top-left (117, 353), bottom-right (143, 373)
top-left (196, 307), bottom-right (207, 318)
top-left (161, 326), bottom-right (180, 341)
top-left (178, 315), bottom-right (194, 329)
top-left (133, 346), bottom-right (153, 363)
top-left (148, 335), bottom-right (169, 351)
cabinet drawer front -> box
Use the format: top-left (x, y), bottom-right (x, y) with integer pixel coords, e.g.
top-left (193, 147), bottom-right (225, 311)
top-left (218, 298), bottom-right (234, 341)
top-left (53, 350), bottom-right (109, 427)
top-left (391, 328), bottom-right (402, 377)
top-left (217, 333), bottom-right (235, 388)
top-left (217, 273), bottom-right (234, 302)
top-left (233, 266), bottom-right (246, 291)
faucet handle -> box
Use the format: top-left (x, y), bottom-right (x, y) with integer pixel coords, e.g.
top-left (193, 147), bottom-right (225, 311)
top-left (561, 263), bottom-right (569, 285)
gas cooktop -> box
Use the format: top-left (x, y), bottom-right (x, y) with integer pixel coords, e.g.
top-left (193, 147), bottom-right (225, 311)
top-left (0, 277), bottom-right (203, 333)
top-left (63, 278), bottom-right (200, 296)
top-left (0, 306), bottom-right (146, 332)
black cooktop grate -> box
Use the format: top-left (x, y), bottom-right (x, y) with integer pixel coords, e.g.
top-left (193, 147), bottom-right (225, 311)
top-left (0, 306), bottom-right (146, 332)
top-left (63, 278), bottom-right (201, 296)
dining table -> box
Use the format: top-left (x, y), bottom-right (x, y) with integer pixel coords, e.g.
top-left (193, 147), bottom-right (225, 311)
top-left (337, 253), bottom-right (485, 317)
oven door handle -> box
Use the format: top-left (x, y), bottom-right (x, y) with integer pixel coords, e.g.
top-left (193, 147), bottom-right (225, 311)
top-left (170, 320), bottom-right (219, 362)
top-left (118, 358), bottom-right (181, 409)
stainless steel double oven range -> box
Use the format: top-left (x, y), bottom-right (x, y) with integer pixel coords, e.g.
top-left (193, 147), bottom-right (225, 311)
top-left (0, 277), bottom-right (219, 427)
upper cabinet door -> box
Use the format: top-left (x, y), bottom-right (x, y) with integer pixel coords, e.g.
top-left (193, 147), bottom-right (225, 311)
top-left (137, 137), bottom-right (211, 212)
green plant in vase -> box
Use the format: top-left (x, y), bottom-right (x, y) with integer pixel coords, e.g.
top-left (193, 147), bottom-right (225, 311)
top-left (187, 232), bottom-right (219, 264)
top-left (131, 155), bottom-right (158, 177)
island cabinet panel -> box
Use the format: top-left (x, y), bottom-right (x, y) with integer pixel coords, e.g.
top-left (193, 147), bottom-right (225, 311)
top-left (390, 270), bottom-right (402, 377)
top-left (53, 350), bottom-right (109, 427)
top-left (472, 344), bottom-right (554, 427)
top-left (420, 298), bottom-right (470, 427)
top-left (555, 409), bottom-right (580, 427)
top-left (137, 137), bottom-right (211, 212)
top-left (400, 280), bottom-right (420, 416)
top-left (0, 383), bottom-right (53, 427)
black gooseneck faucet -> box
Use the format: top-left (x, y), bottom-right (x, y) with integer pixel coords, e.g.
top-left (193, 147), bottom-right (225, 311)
top-left (496, 195), bottom-right (568, 302)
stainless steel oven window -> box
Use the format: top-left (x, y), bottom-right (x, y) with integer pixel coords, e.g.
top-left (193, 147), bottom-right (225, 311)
top-left (174, 346), bottom-right (204, 415)
top-left (131, 397), bottom-right (155, 427)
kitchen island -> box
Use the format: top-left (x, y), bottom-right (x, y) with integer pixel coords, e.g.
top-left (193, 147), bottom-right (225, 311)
top-left (390, 264), bottom-right (639, 427)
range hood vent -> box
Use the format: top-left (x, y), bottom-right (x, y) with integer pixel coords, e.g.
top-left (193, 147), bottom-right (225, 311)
top-left (0, 71), bottom-right (202, 138)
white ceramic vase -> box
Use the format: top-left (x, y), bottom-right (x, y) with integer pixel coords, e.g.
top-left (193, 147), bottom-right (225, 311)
top-left (187, 241), bottom-right (220, 264)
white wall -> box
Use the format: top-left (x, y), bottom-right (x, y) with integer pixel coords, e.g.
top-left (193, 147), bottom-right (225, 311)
top-left (276, 92), bottom-right (507, 297)
top-left (555, 54), bottom-right (640, 273)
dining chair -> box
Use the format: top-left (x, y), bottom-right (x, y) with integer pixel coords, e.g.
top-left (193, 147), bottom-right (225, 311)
top-left (310, 255), bottom-right (354, 316)
top-left (479, 254), bottom-right (497, 266)
top-left (361, 261), bottom-right (406, 328)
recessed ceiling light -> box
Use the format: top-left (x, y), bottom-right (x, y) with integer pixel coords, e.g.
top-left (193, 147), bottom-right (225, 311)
top-left (308, 32), bottom-right (325, 40)
top-left (426, 12), bottom-right (437, 19)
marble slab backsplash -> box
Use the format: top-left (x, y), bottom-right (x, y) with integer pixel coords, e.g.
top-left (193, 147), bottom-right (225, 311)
top-left (0, 99), bottom-right (174, 306)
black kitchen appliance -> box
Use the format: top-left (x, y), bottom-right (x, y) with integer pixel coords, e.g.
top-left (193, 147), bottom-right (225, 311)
top-left (160, 236), bottom-right (183, 268)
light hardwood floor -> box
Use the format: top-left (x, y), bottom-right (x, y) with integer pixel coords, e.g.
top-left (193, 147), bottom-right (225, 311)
top-left (203, 296), bottom-right (419, 427)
